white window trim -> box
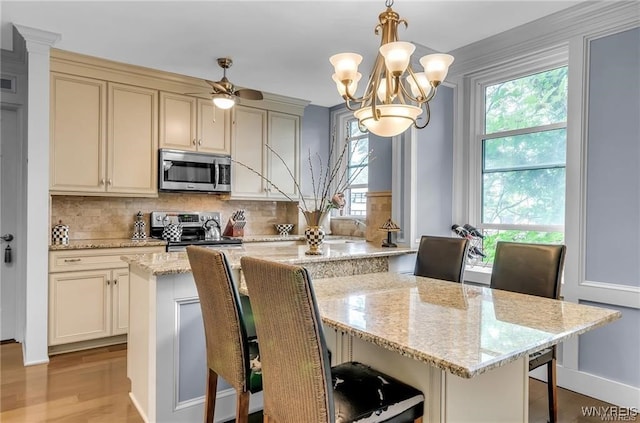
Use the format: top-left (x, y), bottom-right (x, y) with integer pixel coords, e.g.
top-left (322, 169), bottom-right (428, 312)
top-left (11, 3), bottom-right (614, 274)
top-left (467, 47), bottom-right (569, 236)
top-left (330, 106), bottom-right (369, 218)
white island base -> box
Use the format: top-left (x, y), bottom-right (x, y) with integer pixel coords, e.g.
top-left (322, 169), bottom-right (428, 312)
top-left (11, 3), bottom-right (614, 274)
top-left (127, 267), bottom-right (528, 423)
top-left (326, 332), bottom-right (529, 423)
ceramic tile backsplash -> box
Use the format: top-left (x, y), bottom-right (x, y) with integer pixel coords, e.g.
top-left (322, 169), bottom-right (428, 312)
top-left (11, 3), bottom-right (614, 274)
top-left (328, 191), bottom-right (391, 245)
top-left (51, 193), bottom-right (299, 240)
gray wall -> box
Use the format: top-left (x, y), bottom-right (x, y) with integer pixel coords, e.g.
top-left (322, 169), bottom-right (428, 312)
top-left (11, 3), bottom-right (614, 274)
top-left (368, 133), bottom-right (392, 192)
top-left (580, 27), bottom-right (640, 387)
top-left (585, 27), bottom-right (640, 287)
top-left (415, 85), bottom-right (454, 237)
top-left (300, 104), bottom-right (330, 198)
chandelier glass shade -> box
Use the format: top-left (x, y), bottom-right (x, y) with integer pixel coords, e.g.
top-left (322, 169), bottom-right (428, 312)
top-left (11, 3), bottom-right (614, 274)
top-left (330, 0), bottom-right (454, 137)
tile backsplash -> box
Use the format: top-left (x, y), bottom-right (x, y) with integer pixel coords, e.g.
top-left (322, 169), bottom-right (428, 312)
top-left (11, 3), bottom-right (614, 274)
top-left (51, 193), bottom-right (299, 240)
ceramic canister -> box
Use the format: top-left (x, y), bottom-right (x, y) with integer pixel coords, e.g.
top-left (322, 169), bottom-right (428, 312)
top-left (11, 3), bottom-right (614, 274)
top-left (52, 220), bottom-right (69, 245)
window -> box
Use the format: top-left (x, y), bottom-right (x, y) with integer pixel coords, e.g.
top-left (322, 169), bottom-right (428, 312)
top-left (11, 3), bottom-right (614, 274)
top-left (342, 118), bottom-right (369, 216)
top-left (473, 65), bottom-right (568, 264)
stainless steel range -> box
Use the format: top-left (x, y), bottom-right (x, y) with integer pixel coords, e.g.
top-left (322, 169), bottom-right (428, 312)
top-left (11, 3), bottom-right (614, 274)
top-left (150, 211), bottom-right (242, 252)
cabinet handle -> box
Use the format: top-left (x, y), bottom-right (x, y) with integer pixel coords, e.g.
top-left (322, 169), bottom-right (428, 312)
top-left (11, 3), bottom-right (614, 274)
top-left (192, 139), bottom-right (196, 145)
top-left (64, 258), bottom-right (81, 263)
top-left (114, 280), bottom-right (117, 285)
top-left (107, 280), bottom-right (111, 285)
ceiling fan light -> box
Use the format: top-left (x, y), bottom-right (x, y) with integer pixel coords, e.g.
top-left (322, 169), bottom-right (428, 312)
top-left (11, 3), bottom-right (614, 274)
top-left (329, 53), bottom-right (363, 82)
top-left (379, 41), bottom-right (415, 76)
top-left (354, 104), bottom-right (422, 137)
top-left (420, 53), bottom-right (455, 85)
top-left (212, 94), bottom-right (235, 109)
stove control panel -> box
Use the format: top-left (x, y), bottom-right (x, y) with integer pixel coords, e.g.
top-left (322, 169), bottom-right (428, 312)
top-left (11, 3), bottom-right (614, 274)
top-left (150, 211), bottom-right (221, 228)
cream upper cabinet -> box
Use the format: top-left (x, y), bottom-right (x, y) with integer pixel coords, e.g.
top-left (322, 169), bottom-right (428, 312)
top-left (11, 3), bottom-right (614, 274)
top-left (50, 73), bottom-right (107, 193)
top-left (107, 83), bottom-right (158, 195)
top-left (197, 99), bottom-right (231, 154)
top-left (231, 106), bottom-right (268, 198)
top-left (231, 106), bottom-right (299, 200)
top-left (50, 73), bottom-right (158, 196)
top-left (159, 92), bottom-right (230, 154)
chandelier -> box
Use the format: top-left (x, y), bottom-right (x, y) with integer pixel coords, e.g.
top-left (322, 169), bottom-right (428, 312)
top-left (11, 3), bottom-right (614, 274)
top-left (329, 0), bottom-right (454, 137)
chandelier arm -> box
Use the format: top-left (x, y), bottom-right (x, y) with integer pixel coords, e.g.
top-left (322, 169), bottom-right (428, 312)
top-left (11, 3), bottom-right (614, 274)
top-left (415, 102), bottom-right (432, 129)
top-left (404, 66), bottom-right (427, 103)
top-left (424, 84), bottom-right (438, 103)
top-left (344, 97), bottom-right (361, 112)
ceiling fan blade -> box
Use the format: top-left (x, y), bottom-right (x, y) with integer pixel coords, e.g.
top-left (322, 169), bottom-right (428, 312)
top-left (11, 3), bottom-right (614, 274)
top-left (205, 79), bottom-right (229, 93)
top-left (234, 88), bottom-right (263, 101)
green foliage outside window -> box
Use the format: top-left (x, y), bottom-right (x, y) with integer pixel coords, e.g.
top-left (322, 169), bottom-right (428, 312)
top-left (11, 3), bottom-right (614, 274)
top-left (476, 66), bottom-right (568, 265)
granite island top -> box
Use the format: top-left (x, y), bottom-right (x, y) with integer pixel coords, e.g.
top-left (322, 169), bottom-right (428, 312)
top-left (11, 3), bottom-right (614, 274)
top-left (309, 273), bottom-right (621, 378)
top-left (122, 241), bottom-right (416, 276)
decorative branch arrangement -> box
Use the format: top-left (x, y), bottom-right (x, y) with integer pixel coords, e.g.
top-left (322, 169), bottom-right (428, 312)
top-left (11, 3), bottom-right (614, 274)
top-left (233, 131), bottom-right (373, 224)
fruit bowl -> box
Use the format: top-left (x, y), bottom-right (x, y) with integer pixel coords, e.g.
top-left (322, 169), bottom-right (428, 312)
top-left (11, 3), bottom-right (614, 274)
top-left (274, 223), bottom-right (294, 236)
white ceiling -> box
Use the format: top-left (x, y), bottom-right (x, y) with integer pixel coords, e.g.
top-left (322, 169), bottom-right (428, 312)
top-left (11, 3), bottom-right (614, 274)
top-left (1, 1), bottom-right (583, 107)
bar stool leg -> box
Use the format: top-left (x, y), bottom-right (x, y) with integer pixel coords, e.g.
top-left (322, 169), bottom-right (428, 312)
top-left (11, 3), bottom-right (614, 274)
top-left (547, 357), bottom-right (558, 423)
top-left (236, 390), bottom-right (250, 423)
top-left (204, 369), bottom-right (218, 423)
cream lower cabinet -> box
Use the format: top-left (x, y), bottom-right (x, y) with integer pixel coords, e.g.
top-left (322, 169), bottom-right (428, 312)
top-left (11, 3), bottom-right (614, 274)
top-left (48, 247), bottom-right (163, 347)
top-left (231, 106), bottom-right (299, 199)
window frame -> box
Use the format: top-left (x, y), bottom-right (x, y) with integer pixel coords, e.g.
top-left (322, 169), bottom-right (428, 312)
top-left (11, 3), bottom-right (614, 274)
top-left (331, 107), bottom-right (370, 218)
top-left (467, 51), bottom-right (569, 254)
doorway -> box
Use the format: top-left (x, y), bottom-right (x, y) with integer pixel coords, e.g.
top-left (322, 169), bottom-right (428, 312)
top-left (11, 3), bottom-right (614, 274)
top-left (1, 105), bottom-right (22, 341)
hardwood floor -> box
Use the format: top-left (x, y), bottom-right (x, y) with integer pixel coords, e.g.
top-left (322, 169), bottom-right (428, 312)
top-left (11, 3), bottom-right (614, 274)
top-left (1, 342), bottom-right (616, 422)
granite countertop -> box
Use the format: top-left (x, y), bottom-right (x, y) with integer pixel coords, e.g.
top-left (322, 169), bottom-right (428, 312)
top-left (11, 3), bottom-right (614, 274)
top-left (49, 234), bottom-right (361, 250)
top-left (122, 242), bottom-right (416, 276)
top-left (49, 238), bottom-right (167, 250)
top-left (311, 273), bottom-right (621, 378)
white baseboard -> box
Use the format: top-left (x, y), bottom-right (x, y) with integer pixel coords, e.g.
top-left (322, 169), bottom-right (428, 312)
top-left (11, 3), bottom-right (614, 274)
top-left (557, 365), bottom-right (640, 408)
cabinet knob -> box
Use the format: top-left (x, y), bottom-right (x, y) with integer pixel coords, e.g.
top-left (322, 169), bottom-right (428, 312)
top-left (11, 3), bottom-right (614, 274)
top-left (192, 139), bottom-right (196, 145)
top-left (107, 280), bottom-right (111, 285)
top-left (198, 139), bottom-right (202, 146)
top-left (107, 179), bottom-right (112, 186)
top-left (114, 279), bottom-right (118, 285)
top-left (100, 179), bottom-right (105, 185)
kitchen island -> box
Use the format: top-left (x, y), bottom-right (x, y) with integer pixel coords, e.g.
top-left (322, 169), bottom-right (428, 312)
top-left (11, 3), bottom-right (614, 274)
top-left (123, 241), bottom-right (417, 423)
top-left (124, 244), bottom-right (620, 423)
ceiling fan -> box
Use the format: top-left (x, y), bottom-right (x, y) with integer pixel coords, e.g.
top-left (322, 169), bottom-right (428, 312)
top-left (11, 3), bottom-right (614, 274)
top-left (204, 58), bottom-right (263, 109)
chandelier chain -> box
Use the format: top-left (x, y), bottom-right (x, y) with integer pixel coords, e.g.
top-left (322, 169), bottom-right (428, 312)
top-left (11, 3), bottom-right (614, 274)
top-left (385, 0), bottom-right (394, 8)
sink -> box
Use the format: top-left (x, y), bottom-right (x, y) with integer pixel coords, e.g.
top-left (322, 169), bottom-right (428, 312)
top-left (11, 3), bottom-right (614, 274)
top-left (322, 239), bottom-right (366, 244)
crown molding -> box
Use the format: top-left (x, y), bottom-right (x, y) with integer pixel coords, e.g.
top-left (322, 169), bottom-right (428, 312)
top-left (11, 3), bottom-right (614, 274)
top-left (13, 24), bottom-right (60, 54)
top-left (449, 1), bottom-right (640, 77)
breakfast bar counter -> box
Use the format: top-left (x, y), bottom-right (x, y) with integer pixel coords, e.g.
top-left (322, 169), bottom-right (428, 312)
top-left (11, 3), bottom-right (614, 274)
top-left (311, 273), bottom-right (620, 422)
top-left (124, 242), bottom-right (417, 423)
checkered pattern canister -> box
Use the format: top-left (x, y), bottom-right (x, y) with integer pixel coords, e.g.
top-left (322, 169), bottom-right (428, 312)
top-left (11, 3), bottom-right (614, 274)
top-left (52, 221), bottom-right (69, 245)
top-left (304, 225), bottom-right (325, 255)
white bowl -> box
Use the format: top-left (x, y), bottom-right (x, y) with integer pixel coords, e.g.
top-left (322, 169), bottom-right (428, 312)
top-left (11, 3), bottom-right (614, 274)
top-left (274, 223), bottom-right (294, 236)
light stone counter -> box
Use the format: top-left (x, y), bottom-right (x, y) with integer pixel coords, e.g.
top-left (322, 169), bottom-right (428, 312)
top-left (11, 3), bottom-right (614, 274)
top-left (49, 238), bottom-right (167, 250)
top-left (122, 241), bottom-right (416, 277)
top-left (310, 272), bottom-right (621, 379)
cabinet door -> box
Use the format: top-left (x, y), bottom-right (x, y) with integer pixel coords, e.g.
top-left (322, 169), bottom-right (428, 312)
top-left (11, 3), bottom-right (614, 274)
top-left (197, 99), bottom-right (230, 154)
top-left (268, 111), bottom-right (299, 199)
top-left (231, 106), bottom-right (268, 198)
top-left (107, 83), bottom-right (158, 195)
top-left (111, 268), bottom-right (129, 336)
top-left (159, 92), bottom-right (197, 150)
top-left (50, 73), bottom-right (107, 192)
top-left (49, 270), bottom-right (111, 345)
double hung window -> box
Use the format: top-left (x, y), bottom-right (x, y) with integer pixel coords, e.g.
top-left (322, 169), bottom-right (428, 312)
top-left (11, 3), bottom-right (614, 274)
top-left (473, 64), bottom-right (568, 264)
top-left (344, 119), bottom-right (369, 216)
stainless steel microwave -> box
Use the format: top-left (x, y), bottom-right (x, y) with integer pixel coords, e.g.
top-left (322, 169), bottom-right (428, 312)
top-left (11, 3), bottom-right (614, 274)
top-left (159, 149), bottom-right (232, 193)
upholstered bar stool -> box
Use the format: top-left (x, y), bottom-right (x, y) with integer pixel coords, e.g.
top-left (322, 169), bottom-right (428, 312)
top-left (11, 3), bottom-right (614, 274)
top-left (414, 235), bottom-right (469, 282)
top-left (186, 246), bottom-right (262, 423)
top-left (241, 256), bottom-right (424, 423)
top-left (490, 241), bottom-right (566, 423)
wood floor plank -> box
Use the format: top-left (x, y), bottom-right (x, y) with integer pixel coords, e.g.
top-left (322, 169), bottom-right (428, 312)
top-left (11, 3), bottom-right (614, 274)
top-left (1, 342), bottom-right (616, 422)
